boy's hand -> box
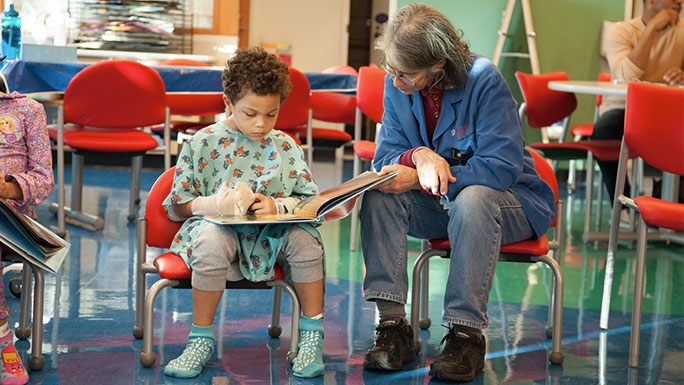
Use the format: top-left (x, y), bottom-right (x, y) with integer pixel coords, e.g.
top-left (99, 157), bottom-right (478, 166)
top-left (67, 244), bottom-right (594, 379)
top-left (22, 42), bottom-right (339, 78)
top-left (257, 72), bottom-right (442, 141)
top-left (250, 193), bottom-right (276, 215)
top-left (191, 181), bottom-right (255, 216)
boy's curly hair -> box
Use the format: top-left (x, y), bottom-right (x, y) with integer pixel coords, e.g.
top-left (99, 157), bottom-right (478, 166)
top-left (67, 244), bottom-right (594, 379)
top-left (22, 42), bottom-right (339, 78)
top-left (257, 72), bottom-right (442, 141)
top-left (222, 47), bottom-right (291, 104)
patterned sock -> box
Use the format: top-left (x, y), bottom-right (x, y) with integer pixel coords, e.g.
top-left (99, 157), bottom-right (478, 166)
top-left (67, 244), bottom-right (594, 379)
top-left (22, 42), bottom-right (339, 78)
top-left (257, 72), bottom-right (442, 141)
top-left (164, 324), bottom-right (215, 379)
top-left (0, 330), bottom-right (28, 385)
top-left (292, 315), bottom-right (324, 378)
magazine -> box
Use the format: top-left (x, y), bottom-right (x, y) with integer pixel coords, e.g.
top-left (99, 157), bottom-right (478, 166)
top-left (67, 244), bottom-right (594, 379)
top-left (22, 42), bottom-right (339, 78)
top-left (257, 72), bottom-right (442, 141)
top-left (205, 171), bottom-right (396, 225)
top-left (0, 198), bottom-right (70, 274)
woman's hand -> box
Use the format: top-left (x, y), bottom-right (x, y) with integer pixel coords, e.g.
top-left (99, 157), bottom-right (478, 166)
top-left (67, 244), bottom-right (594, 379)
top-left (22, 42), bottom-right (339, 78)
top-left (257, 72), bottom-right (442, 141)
top-left (250, 193), bottom-right (276, 215)
top-left (663, 67), bottom-right (684, 86)
top-left (412, 148), bottom-right (456, 196)
top-left (376, 164), bottom-right (421, 194)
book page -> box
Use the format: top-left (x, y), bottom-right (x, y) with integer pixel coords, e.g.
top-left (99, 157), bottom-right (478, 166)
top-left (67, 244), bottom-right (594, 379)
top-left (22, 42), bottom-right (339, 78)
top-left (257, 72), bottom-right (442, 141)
top-left (204, 171), bottom-right (396, 225)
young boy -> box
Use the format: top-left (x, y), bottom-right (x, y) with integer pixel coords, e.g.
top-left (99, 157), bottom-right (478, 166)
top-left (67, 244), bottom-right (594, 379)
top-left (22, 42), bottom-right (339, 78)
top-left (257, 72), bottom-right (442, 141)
top-left (162, 47), bottom-right (325, 379)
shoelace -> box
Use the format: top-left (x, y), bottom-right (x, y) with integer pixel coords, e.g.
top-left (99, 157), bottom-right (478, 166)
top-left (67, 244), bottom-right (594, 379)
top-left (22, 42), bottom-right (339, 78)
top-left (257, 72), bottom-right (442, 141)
top-left (439, 325), bottom-right (471, 354)
top-left (374, 322), bottom-right (407, 348)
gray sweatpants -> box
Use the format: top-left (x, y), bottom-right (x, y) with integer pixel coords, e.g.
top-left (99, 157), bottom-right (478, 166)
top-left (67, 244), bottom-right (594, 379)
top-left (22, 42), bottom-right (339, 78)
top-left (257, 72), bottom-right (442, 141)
top-left (190, 222), bottom-right (324, 291)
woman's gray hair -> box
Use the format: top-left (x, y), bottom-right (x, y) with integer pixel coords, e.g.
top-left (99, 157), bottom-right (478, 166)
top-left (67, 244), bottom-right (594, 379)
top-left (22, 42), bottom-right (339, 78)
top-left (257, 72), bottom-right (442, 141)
top-left (377, 3), bottom-right (473, 89)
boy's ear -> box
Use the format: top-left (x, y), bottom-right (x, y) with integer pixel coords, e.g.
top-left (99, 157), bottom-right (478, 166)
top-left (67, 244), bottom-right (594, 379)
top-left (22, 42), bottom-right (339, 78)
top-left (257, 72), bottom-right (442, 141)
top-left (223, 94), bottom-right (232, 114)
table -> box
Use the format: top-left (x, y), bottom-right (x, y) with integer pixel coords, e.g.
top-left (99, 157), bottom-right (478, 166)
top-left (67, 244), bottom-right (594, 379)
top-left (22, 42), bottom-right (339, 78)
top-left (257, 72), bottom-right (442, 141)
top-left (0, 60), bottom-right (358, 93)
top-left (548, 80), bottom-right (627, 96)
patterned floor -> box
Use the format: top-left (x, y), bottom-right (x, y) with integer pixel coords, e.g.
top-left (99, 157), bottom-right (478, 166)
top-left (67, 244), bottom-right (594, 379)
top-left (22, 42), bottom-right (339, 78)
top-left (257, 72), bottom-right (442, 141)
top-left (6, 156), bottom-right (683, 384)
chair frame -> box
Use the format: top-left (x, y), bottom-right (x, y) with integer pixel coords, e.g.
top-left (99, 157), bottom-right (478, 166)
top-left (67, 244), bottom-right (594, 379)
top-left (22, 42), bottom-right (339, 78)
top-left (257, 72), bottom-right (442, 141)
top-left (409, 149), bottom-right (565, 365)
top-left (133, 169), bottom-right (302, 367)
top-left (600, 82), bottom-right (684, 367)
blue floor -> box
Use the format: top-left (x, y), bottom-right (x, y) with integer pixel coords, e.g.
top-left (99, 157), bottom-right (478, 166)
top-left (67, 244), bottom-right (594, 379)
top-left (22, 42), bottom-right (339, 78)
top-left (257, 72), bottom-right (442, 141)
top-left (6, 157), bottom-right (683, 384)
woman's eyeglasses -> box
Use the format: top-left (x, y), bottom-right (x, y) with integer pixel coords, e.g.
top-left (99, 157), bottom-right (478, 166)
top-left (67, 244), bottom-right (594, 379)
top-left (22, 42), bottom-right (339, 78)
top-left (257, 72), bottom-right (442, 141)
top-left (383, 65), bottom-right (424, 87)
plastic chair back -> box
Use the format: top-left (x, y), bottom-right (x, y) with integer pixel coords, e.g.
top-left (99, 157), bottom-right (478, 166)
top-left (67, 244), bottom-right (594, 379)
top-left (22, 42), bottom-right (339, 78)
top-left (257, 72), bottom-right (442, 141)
top-left (145, 168), bottom-right (183, 249)
top-left (624, 82), bottom-right (684, 176)
top-left (64, 60), bottom-right (166, 128)
top-left (357, 66), bottom-right (386, 123)
top-left (274, 67), bottom-right (310, 129)
top-left (515, 71), bottom-right (577, 128)
top-left (528, 147), bottom-right (559, 227)
top-left (157, 58), bottom-right (210, 67)
top-left (321, 65), bottom-right (358, 76)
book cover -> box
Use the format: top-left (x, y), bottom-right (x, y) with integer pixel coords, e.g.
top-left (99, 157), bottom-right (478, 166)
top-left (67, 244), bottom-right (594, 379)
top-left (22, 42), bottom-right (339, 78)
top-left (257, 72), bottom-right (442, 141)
top-left (205, 171), bottom-right (396, 225)
top-left (0, 198), bottom-right (70, 274)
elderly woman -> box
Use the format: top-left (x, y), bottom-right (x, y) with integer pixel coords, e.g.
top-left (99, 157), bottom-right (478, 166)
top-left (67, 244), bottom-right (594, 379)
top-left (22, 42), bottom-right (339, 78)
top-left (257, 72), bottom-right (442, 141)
top-left (359, 3), bottom-right (555, 382)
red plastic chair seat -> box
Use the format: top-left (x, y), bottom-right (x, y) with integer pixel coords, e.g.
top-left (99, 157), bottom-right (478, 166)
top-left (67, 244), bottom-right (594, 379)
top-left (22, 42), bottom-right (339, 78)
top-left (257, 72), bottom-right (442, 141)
top-left (427, 235), bottom-right (549, 256)
top-left (154, 252), bottom-right (286, 281)
top-left (571, 123), bottom-right (593, 137)
top-left (634, 196), bottom-right (684, 231)
top-left (287, 126), bottom-right (352, 143)
top-left (353, 140), bottom-right (376, 160)
top-left (63, 130), bottom-right (159, 153)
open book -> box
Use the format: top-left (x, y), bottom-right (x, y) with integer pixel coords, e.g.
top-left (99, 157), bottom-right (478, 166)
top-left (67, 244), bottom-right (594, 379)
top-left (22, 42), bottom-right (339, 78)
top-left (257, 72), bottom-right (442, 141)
top-left (205, 171), bottom-right (396, 225)
top-left (0, 198), bottom-right (70, 274)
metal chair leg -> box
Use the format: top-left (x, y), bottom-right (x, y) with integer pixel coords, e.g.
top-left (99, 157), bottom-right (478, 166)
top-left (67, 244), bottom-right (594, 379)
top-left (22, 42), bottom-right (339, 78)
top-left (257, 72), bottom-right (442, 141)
top-left (628, 216), bottom-right (648, 368)
top-left (28, 263), bottom-right (45, 370)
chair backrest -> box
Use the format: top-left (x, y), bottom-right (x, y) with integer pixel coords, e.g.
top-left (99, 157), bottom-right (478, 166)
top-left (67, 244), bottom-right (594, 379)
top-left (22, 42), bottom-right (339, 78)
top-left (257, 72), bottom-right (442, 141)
top-left (528, 147), bottom-right (559, 227)
top-left (595, 72), bottom-right (611, 107)
top-left (321, 64), bottom-right (358, 76)
top-left (624, 82), bottom-right (684, 177)
top-left (274, 67), bottom-right (311, 129)
top-left (145, 167), bottom-right (183, 248)
top-left (157, 58), bottom-right (210, 67)
top-left (515, 71), bottom-right (578, 128)
top-left (356, 66), bottom-right (386, 124)
top-left (166, 93), bottom-right (226, 116)
top-left (64, 60), bottom-right (167, 128)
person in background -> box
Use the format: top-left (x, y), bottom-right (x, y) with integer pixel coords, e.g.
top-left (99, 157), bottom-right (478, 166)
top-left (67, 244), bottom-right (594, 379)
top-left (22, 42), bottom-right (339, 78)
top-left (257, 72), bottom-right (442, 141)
top-left (0, 86), bottom-right (54, 385)
top-left (162, 47), bottom-right (326, 379)
top-left (593, 0), bottom-right (683, 202)
top-left (358, 3), bottom-right (555, 382)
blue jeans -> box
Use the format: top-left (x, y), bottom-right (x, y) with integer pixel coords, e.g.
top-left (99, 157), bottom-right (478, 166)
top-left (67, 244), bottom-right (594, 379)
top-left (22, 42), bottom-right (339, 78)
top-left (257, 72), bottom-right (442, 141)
top-left (360, 185), bottom-right (535, 329)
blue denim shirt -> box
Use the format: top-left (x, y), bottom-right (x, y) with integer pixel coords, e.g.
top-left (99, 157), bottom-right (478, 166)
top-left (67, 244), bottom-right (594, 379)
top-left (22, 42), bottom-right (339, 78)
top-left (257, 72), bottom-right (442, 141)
top-left (373, 55), bottom-right (555, 238)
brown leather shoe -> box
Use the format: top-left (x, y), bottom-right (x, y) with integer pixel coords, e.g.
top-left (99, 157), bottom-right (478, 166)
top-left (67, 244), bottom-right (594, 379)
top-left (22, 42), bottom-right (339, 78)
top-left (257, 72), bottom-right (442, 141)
top-left (363, 318), bottom-right (421, 371)
top-left (429, 325), bottom-right (486, 382)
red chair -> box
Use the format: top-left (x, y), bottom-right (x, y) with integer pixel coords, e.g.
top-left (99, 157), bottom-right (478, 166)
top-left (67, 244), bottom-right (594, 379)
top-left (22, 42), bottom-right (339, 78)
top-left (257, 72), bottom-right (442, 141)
top-left (310, 65), bottom-right (358, 124)
top-left (155, 59), bottom-right (226, 169)
top-left (567, 73), bottom-right (611, 191)
top-left (49, 60), bottom-right (167, 232)
top-left (275, 67), bottom-right (353, 165)
top-left (157, 58), bottom-right (210, 67)
top-left (410, 147), bottom-right (565, 365)
top-left (133, 168), bottom-right (303, 367)
top-left (349, 66), bottom-right (386, 250)
top-left (602, 82), bottom-right (684, 367)
top-left (515, 71), bottom-right (627, 243)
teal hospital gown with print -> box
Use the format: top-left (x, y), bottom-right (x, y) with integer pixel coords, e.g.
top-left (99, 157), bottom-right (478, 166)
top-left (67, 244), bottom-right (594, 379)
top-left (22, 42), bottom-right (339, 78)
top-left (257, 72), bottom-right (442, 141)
top-left (162, 122), bottom-right (321, 282)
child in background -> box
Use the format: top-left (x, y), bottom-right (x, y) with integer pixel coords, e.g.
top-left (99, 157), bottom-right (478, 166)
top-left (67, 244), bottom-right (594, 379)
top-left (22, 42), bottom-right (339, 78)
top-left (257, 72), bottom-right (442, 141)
top-left (0, 89), bottom-right (54, 385)
top-left (162, 47), bottom-right (326, 379)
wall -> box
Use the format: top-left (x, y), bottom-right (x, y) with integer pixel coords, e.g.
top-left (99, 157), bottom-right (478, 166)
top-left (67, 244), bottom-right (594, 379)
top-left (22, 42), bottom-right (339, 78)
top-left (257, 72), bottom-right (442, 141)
top-left (248, 0), bottom-right (350, 71)
top-left (397, 0), bottom-right (624, 143)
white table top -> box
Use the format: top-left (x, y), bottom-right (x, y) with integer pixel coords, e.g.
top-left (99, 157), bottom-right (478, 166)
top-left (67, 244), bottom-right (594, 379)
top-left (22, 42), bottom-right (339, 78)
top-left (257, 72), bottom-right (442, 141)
top-left (548, 80), bottom-right (627, 96)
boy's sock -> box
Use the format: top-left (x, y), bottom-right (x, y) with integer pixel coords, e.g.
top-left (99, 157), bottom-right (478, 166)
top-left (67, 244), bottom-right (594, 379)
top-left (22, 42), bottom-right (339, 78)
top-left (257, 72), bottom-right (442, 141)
top-left (292, 314), bottom-right (324, 378)
top-left (164, 324), bottom-right (215, 379)
top-left (0, 323), bottom-right (28, 385)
